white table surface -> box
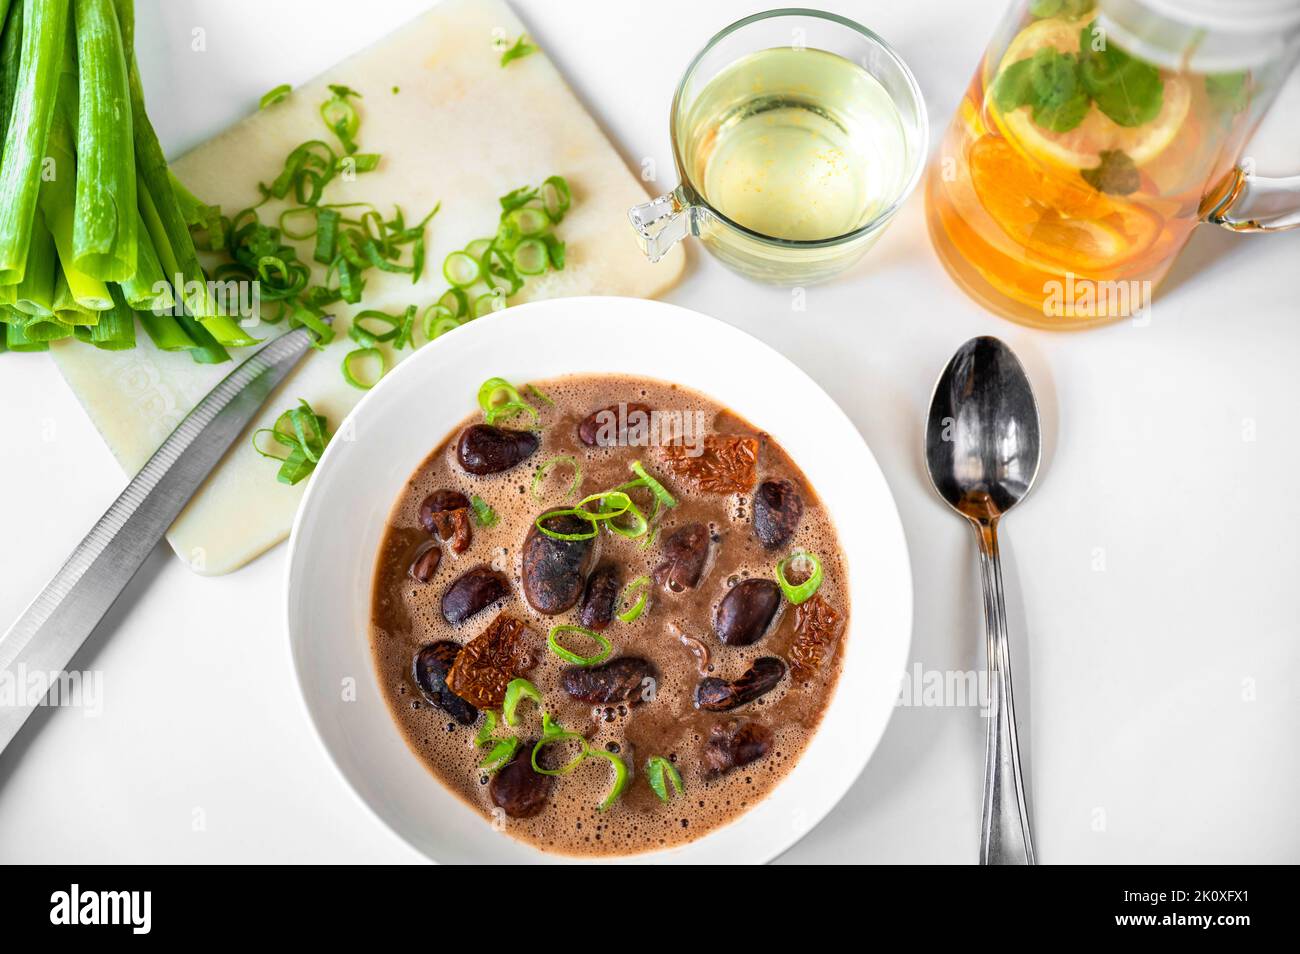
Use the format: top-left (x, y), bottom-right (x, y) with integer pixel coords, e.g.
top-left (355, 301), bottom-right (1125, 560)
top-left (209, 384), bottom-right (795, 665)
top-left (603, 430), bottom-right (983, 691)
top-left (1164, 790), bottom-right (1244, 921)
top-left (1, 0), bottom-right (1297, 865)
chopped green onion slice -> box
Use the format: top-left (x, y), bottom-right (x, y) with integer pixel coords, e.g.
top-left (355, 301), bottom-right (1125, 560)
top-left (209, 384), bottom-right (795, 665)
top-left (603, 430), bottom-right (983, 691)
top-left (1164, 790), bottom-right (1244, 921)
top-left (547, 625), bottom-right (612, 666)
top-left (443, 250), bottom-right (481, 287)
top-left (423, 304), bottom-right (460, 342)
top-left (531, 713), bottom-right (588, 776)
top-left (616, 576), bottom-right (651, 623)
top-left (464, 237), bottom-right (492, 259)
top-left (630, 461), bottom-right (678, 510)
top-left (251, 399), bottom-right (329, 485)
top-left (479, 736), bottom-right (520, 772)
top-left (775, 550), bottom-right (824, 604)
top-left (507, 206), bottom-right (550, 237)
top-left (341, 347), bottom-right (385, 389)
top-left (477, 376), bottom-right (539, 426)
top-left (512, 238), bottom-right (547, 275)
top-left (606, 499), bottom-right (649, 539)
top-left (473, 290), bottom-right (506, 318)
top-left (534, 509), bottom-right (599, 541)
top-left (526, 383), bottom-right (555, 407)
top-left (470, 495), bottom-right (498, 528)
top-left (475, 710), bottom-right (500, 746)
top-left (260, 84), bottom-right (292, 109)
top-left (646, 755), bottom-right (684, 803)
top-left (587, 748), bottom-right (629, 811)
top-left (438, 287), bottom-right (468, 319)
top-left (576, 490), bottom-right (634, 521)
top-left (503, 678), bottom-right (543, 727)
top-left (532, 455), bottom-right (581, 501)
top-left (541, 176), bottom-right (572, 222)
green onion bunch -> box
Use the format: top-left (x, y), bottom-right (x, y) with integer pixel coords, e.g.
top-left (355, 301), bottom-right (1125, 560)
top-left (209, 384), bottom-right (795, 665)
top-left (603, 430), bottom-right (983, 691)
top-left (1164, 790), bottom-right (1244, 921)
top-left (0, 0), bottom-right (255, 359)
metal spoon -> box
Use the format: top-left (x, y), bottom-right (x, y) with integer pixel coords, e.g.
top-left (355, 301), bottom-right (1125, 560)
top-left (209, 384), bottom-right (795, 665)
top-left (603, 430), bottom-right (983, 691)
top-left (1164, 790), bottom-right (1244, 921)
top-left (924, 336), bottom-right (1040, 865)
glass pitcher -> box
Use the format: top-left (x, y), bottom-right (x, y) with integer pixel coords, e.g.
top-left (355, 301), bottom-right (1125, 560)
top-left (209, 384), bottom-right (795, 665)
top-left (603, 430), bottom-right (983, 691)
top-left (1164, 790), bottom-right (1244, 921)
top-left (926, 0), bottom-right (1300, 329)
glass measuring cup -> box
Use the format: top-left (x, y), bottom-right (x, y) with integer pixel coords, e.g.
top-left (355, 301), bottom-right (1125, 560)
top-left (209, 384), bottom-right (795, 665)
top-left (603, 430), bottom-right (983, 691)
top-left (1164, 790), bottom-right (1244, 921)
top-left (629, 9), bottom-right (928, 286)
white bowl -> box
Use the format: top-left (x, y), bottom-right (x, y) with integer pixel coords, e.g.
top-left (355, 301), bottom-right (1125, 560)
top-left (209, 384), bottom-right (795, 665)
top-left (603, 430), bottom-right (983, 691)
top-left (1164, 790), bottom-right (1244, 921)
top-left (285, 296), bottom-right (911, 863)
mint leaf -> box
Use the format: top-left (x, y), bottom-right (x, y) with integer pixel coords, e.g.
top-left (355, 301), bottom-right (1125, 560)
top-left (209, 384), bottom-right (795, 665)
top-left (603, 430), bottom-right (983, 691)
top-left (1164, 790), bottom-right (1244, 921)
top-left (992, 48), bottom-right (1088, 133)
top-left (1078, 20), bottom-right (1163, 127)
top-left (992, 57), bottom-right (1035, 113)
top-left (1081, 149), bottom-right (1140, 195)
top-left (1028, 49), bottom-right (1090, 131)
top-left (1030, 0), bottom-right (1093, 18)
top-left (1206, 72), bottom-right (1249, 115)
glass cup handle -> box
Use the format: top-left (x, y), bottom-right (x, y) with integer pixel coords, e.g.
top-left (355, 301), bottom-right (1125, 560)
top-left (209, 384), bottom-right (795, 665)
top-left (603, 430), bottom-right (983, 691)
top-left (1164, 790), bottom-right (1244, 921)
top-left (628, 186), bottom-right (695, 262)
top-left (1201, 165), bottom-right (1300, 232)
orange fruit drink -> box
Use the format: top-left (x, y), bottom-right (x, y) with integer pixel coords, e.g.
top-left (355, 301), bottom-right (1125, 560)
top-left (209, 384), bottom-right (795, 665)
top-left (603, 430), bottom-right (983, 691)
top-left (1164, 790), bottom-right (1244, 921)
top-left (926, 6), bottom-right (1253, 328)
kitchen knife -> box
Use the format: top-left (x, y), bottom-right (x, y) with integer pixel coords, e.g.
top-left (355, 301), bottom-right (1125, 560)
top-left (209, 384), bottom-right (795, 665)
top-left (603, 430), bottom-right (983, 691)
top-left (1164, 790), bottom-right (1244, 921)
top-left (0, 326), bottom-right (318, 758)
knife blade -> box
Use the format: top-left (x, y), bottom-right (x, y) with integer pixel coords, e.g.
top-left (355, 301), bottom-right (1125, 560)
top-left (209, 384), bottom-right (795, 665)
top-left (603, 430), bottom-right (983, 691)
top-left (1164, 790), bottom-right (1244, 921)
top-left (0, 326), bottom-right (318, 757)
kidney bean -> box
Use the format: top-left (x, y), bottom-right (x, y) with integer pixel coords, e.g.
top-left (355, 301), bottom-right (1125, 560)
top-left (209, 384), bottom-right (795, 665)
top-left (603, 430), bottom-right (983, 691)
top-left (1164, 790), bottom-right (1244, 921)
top-left (412, 641), bottom-right (478, 725)
top-left (578, 563), bottom-right (620, 631)
top-left (561, 657), bottom-right (658, 704)
top-left (577, 402), bottom-right (652, 447)
top-left (489, 740), bottom-right (553, 818)
top-left (701, 720), bottom-right (772, 778)
top-left (522, 510), bottom-right (596, 615)
top-left (695, 657), bottom-right (786, 711)
top-left (713, 578), bottom-right (781, 646)
top-left (752, 479), bottom-right (804, 549)
top-left (441, 566), bottom-right (511, 624)
top-left (457, 424), bottom-right (539, 475)
top-left (408, 542), bottom-right (442, 582)
top-left (653, 522), bottom-right (709, 592)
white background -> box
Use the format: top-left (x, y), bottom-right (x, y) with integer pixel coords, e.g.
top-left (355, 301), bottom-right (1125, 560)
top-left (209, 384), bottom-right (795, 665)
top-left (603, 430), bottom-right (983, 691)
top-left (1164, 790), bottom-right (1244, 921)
top-left (1, 0), bottom-right (1297, 864)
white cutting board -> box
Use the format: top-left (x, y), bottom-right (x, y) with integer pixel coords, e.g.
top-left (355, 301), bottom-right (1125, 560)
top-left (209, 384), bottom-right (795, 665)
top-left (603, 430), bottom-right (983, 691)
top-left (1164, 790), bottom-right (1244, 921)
top-left (51, 0), bottom-right (683, 575)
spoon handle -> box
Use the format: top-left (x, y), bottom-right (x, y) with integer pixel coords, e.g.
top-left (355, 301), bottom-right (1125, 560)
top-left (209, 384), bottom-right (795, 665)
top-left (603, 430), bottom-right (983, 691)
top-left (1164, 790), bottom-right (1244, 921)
top-left (973, 520), bottom-right (1035, 865)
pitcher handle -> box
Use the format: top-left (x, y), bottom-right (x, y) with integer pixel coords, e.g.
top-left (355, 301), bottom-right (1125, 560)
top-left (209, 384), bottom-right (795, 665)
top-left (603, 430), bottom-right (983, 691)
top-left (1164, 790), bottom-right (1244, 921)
top-left (1201, 166), bottom-right (1300, 232)
top-left (628, 186), bottom-right (694, 262)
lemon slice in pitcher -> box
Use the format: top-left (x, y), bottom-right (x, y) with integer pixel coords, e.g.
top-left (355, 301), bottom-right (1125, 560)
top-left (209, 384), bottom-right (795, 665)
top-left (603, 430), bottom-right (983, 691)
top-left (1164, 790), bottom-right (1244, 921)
top-left (989, 17), bottom-right (1190, 172)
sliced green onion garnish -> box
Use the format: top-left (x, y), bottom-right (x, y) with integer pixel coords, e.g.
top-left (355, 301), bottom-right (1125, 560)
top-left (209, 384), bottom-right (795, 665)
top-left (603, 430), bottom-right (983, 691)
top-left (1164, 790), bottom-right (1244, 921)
top-left (587, 749), bottom-right (628, 811)
top-left (470, 495), bottom-right (498, 528)
top-left (507, 206), bottom-right (550, 237)
top-left (341, 347), bottom-right (385, 389)
top-left (530, 713), bottom-right (589, 776)
top-left (251, 399), bottom-right (329, 485)
top-left (350, 309), bottom-right (401, 344)
top-left (534, 509), bottom-right (599, 541)
top-left (503, 678), bottom-right (543, 727)
top-left (526, 383), bottom-right (555, 407)
top-left (645, 755), bottom-right (684, 803)
top-left (532, 455), bottom-right (581, 501)
top-left (423, 304), bottom-right (460, 342)
top-left (606, 499), bottom-right (649, 539)
top-left (475, 710), bottom-right (500, 747)
top-left (541, 176), bottom-right (571, 222)
top-left (260, 84), bottom-right (292, 109)
top-left (576, 490), bottom-right (634, 521)
top-left (630, 461), bottom-right (678, 510)
top-left (443, 250), bottom-right (481, 287)
top-left (616, 576), bottom-right (651, 623)
top-left (479, 736), bottom-right (519, 773)
top-left (473, 290), bottom-right (506, 318)
top-left (547, 625), bottom-right (612, 666)
top-left (438, 287), bottom-right (468, 320)
top-left (775, 550), bottom-right (824, 605)
top-left (512, 238), bottom-right (547, 275)
top-left (477, 376), bottom-right (539, 426)
top-left (464, 237), bottom-right (492, 259)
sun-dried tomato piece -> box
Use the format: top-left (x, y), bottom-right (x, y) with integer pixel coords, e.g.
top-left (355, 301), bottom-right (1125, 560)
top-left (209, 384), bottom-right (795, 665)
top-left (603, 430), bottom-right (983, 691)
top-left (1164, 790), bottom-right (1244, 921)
top-left (787, 595), bottom-right (842, 681)
top-left (661, 434), bottom-right (758, 494)
top-left (447, 613), bottom-right (537, 708)
top-left (428, 507), bottom-right (472, 553)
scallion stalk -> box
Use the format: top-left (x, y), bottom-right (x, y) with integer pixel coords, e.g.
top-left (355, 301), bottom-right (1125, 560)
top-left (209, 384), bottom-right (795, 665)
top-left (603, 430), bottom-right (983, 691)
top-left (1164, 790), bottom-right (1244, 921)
top-left (13, 214), bottom-right (57, 317)
top-left (0, 0), bottom-right (71, 285)
top-left (71, 0), bottom-right (136, 280)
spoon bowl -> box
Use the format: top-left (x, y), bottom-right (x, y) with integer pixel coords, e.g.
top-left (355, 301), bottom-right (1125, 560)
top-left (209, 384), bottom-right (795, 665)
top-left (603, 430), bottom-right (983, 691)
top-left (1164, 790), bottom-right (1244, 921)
top-left (925, 336), bottom-right (1042, 523)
